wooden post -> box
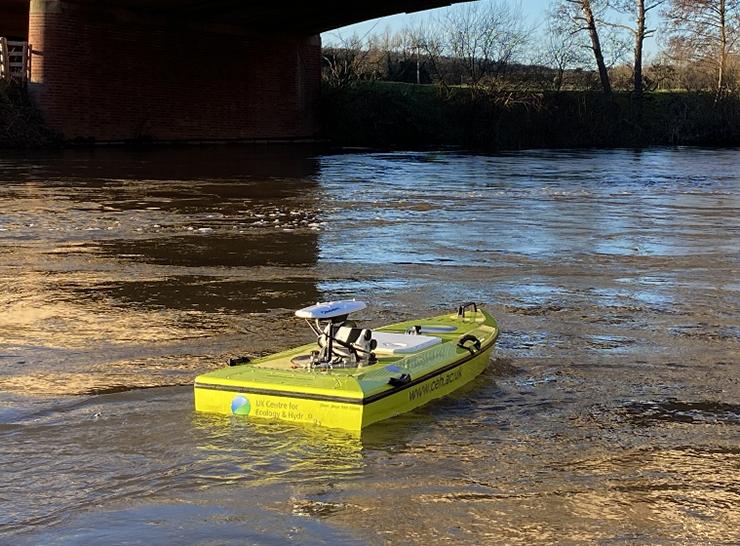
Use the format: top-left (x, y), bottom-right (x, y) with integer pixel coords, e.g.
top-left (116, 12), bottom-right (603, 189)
top-left (26, 43), bottom-right (32, 82)
top-left (21, 42), bottom-right (29, 82)
top-left (0, 37), bottom-right (8, 81)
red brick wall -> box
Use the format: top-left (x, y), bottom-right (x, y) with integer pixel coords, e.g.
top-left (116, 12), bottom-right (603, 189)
top-left (28, 0), bottom-right (321, 141)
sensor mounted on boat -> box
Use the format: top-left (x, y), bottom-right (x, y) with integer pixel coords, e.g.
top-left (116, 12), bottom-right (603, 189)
top-left (295, 300), bottom-right (376, 369)
top-left (295, 300), bottom-right (367, 321)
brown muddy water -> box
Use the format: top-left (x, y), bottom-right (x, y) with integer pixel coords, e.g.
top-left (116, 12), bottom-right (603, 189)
top-left (0, 146), bottom-right (738, 545)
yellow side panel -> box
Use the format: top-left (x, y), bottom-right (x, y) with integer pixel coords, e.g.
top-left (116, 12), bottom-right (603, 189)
top-left (195, 348), bottom-right (492, 432)
top-left (362, 347), bottom-right (492, 428)
top-left (194, 387), bottom-right (364, 431)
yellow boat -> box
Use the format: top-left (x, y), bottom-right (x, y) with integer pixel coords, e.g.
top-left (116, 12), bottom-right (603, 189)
top-left (194, 301), bottom-right (498, 431)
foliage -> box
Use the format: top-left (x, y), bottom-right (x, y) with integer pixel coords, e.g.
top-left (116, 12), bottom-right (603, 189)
top-left (663, 0), bottom-right (740, 98)
top-left (0, 81), bottom-right (56, 147)
top-left (321, 81), bottom-right (740, 149)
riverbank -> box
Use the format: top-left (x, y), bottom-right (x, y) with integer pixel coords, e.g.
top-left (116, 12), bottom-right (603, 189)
top-left (0, 82), bottom-right (56, 147)
top-left (4, 80), bottom-right (739, 149)
top-left (321, 82), bottom-right (740, 149)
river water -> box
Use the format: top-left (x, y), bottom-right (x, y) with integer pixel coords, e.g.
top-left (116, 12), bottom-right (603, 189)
top-left (0, 146), bottom-right (738, 545)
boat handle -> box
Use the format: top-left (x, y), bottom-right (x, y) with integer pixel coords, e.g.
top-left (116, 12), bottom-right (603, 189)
top-left (388, 373), bottom-right (412, 387)
top-left (228, 356), bottom-right (251, 366)
top-left (457, 302), bottom-right (478, 318)
top-left (457, 334), bottom-right (481, 353)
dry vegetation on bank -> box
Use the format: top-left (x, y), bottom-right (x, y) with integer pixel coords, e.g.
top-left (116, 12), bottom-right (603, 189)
top-left (0, 82), bottom-right (56, 147)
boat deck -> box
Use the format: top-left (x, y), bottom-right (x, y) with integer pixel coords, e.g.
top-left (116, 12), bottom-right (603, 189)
top-left (250, 312), bottom-right (485, 374)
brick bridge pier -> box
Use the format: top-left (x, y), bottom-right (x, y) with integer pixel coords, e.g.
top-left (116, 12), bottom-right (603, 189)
top-left (1, 0), bottom-right (463, 142)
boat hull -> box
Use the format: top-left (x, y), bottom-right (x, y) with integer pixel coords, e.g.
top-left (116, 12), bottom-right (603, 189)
top-left (194, 308), bottom-right (498, 431)
top-left (194, 345), bottom-right (493, 431)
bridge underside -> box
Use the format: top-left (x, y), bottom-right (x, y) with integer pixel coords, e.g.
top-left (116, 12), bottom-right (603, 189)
top-left (20, 0), bottom-right (463, 141)
top-left (28, 0), bottom-right (462, 34)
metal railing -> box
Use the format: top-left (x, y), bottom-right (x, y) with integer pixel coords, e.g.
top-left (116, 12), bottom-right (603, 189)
top-left (0, 38), bottom-right (31, 82)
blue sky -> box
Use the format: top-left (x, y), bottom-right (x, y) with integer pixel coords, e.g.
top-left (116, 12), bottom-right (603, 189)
top-left (321, 0), bottom-right (664, 58)
top-left (321, 0), bottom-right (557, 45)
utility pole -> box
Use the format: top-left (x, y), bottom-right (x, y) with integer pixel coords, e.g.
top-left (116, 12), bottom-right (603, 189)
top-left (416, 44), bottom-right (421, 84)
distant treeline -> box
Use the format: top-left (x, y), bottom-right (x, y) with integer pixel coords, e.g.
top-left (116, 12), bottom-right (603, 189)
top-left (323, 48), bottom-right (607, 92)
top-left (323, 47), bottom-right (664, 94)
top-left (321, 82), bottom-right (740, 149)
top-left (322, 0), bottom-right (740, 99)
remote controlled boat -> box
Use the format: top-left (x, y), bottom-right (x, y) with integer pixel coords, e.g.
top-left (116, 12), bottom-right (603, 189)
top-left (194, 301), bottom-right (498, 431)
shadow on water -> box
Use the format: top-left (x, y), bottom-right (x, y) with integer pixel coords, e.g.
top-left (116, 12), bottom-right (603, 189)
top-left (0, 146), bottom-right (327, 396)
top-left (0, 145), bottom-right (324, 181)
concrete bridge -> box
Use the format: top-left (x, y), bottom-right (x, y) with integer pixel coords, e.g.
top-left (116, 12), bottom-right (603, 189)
top-left (1, 0), bottom-right (465, 142)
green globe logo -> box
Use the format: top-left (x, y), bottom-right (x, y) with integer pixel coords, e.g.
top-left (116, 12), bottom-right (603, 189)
top-left (231, 396), bottom-right (251, 416)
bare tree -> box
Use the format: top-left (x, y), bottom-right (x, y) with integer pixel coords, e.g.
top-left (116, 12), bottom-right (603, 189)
top-left (537, 16), bottom-right (591, 91)
top-left (556, 0), bottom-right (614, 95)
top-left (394, 26), bottom-right (429, 84)
top-left (322, 34), bottom-right (373, 87)
top-left (643, 57), bottom-right (680, 91)
top-left (606, 0), bottom-right (666, 98)
top-left (404, 20), bottom-right (448, 87)
top-left (437, 0), bottom-right (530, 88)
top-left (664, 0), bottom-right (740, 99)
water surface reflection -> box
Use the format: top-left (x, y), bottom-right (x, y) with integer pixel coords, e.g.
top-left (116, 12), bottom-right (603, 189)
top-left (0, 147), bottom-right (324, 395)
top-left (1, 146), bottom-right (738, 544)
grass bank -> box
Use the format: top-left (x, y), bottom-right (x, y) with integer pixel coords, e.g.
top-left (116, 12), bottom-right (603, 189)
top-left (0, 82), bottom-right (57, 148)
top-left (321, 82), bottom-right (740, 149)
